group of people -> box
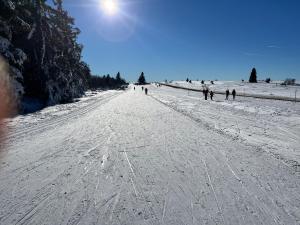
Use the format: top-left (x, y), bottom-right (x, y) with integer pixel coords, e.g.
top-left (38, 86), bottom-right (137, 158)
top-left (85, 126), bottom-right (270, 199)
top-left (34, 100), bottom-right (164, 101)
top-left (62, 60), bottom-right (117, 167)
top-left (203, 88), bottom-right (237, 101)
top-left (133, 86), bottom-right (148, 95)
top-left (202, 89), bottom-right (214, 100)
top-left (226, 89), bottom-right (236, 100)
top-left (134, 84), bottom-right (236, 100)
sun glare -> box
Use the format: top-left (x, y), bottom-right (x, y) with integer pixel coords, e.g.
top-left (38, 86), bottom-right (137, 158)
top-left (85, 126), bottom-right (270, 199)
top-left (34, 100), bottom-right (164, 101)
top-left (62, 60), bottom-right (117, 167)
top-left (101, 0), bottom-right (119, 15)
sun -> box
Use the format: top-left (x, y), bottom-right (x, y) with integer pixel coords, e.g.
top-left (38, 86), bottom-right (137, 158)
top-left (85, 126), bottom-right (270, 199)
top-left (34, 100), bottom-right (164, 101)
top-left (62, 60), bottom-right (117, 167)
top-left (101, 0), bottom-right (119, 15)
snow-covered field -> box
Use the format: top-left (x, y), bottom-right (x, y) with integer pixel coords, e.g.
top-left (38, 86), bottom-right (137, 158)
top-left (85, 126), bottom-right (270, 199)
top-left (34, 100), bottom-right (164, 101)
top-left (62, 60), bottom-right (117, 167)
top-left (171, 80), bottom-right (300, 98)
top-left (149, 84), bottom-right (300, 169)
top-left (0, 86), bottom-right (299, 225)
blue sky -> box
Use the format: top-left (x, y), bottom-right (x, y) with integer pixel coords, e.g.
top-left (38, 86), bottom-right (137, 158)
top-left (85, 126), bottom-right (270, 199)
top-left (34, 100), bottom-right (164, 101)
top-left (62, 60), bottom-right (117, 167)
top-left (60, 0), bottom-right (300, 82)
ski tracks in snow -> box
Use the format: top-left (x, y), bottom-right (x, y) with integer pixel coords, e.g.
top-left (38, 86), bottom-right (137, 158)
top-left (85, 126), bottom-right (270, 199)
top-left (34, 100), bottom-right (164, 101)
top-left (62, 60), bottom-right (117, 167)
top-left (1, 87), bottom-right (300, 225)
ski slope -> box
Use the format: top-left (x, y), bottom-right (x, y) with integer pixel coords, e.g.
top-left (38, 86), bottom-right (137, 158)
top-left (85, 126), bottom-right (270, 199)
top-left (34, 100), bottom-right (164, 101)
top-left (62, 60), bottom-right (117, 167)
top-left (0, 86), bottom-right (299, 225)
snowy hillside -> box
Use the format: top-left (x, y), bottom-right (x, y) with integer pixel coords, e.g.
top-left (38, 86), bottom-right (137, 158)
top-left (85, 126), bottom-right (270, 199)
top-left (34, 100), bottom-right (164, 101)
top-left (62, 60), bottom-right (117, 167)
top-left (171, 80), bottom-right (300, 98)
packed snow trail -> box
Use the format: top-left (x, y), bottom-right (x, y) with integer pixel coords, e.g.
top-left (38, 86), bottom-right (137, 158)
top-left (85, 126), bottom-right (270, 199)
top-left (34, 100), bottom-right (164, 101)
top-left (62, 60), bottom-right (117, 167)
top-left (0, 87), bottom-right (299, 225)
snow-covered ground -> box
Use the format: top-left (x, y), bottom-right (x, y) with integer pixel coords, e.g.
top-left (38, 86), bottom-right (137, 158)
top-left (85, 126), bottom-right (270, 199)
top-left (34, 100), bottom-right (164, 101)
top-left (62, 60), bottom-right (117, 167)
top-left (2, 90), bottom-right (120, 136)
top-left (149, 84), bottom-right (300, 169)
top-left (0, 86), bottom-right (299, 225)
top-left (170, 80), bottom-right (300, 98)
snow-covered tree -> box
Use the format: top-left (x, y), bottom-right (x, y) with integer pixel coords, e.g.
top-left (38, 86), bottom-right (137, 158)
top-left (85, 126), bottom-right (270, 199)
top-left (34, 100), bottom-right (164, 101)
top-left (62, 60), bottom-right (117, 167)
top-left (0, 0), bottom-right (92, 112)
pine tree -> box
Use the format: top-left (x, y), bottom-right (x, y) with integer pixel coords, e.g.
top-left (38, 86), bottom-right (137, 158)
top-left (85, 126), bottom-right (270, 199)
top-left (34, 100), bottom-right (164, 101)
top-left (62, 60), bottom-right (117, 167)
top-left (0, 0), bottom-right (92, 109)
top-left (249, 68), bottom-right (257, 83)
top-left (53, 0), bottom-right (63, 11)
top-left (115, 72), bottom-right (126, 87)
top-left (116, 72), bottom-right (121, 83)
top-left (138, 72), bottom-right (146, 85)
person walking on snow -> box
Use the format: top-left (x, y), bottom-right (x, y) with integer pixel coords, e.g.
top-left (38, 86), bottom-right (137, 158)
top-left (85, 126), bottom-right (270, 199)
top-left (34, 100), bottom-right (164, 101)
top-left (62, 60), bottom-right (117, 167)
top-left (145, 88), bottom-right (148, 95)
top-left (204, 89), bottom-right (209, 100)
top-left (232, 89), bottom-right (236, 100)
top-left (225, 89), bottom-right (230, 100)
top-left (210, 90), bottom-right (214, 100)
top-left (142, 86), bottom-right (144, 91)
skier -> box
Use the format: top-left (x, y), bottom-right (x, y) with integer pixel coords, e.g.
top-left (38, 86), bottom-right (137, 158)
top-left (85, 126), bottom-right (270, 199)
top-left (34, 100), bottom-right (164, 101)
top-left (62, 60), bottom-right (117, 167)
top-left (142, 86), bottom-right (144, 91)
top-left (225, 89), bottom-right (230, 100)
top-left (145, 88), bottom-right (148, 95)
top-left (210, 90), bottom-right (214, 100)
top-left (232, 89), bottom-right (236, 100)
top-left (134, 86), bottom-right (135, 91)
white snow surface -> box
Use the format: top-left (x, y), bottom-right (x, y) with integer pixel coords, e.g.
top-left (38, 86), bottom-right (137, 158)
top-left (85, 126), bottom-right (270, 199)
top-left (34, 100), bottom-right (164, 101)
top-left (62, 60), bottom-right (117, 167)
top-left (171, 80), bottom-right (300, 98)
top-left (0, 86), bottom-right (300, 225)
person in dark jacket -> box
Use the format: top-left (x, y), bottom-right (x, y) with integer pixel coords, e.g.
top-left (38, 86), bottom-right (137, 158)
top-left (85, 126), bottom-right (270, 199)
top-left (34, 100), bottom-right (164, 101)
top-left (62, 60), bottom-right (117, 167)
top-left (225, 89), bottom-right (230, 100)
top-left (142, 86), bottom-right (144, 91)
top-left (204, 89), bottom-right (209, 100)
top-left (232, 89), bottom-right (236, 100)
top-left (145, 88), bottom-right (148, 95)
top-left (210, 90), bottom-right (214, 100)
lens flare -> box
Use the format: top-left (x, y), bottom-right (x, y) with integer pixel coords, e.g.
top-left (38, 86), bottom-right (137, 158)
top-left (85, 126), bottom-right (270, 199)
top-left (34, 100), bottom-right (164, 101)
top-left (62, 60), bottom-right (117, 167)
top-left (101, 0), bottom-right (119, 15)
top-left (96, 0), bottom-right (138, 42)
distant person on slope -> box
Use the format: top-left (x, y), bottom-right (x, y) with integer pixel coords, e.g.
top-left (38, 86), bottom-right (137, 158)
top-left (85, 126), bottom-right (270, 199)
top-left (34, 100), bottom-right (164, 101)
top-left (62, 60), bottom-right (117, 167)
top-left (142, 86), bottom-right (144, 91)
top-left (204, 89), bottom-right (209, 100)
top-left (145, 88), bottom-right (148, 95)
top-left (226, 89), bottom-right (230, 100)
top-left (210, 91), bottom-right (214, 100)
top-left (134, 86), bottom-right (135, 91)
top-left (232, 89), bottom-right (236, 100)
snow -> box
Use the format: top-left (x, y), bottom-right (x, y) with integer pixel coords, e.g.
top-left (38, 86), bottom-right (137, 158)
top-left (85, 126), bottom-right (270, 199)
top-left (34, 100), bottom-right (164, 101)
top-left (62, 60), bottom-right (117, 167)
top-left (4, 90), bottom-right (118, 129)
top-left (150, 84), bottom-right (300, 168)
top-left (27, 23), bottom-right (36, 40)
top-left (171, 80), bottom-right (300, 99)
top-left (0, 37), bottom-right (15, 63)
top-left (0, 86), bottom-right (300, 225)
top-left (0, 36), bottom-right (10, 52)
top-left (6, 0), bottom-right (15, 10)
top-left (13, 48), bottom-right (27, 66)
top-left (9, 66), bottom-right (24, 95)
